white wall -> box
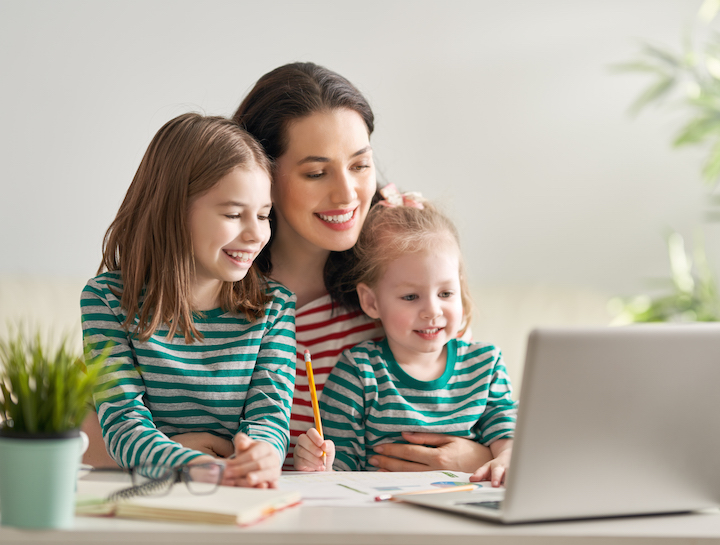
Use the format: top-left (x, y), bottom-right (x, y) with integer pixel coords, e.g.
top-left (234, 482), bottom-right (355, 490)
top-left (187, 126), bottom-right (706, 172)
top-left (1, 0), bottom-right (715, 303)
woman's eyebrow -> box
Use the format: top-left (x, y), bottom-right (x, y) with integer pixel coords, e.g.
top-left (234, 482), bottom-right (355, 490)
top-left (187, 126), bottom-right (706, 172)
top-left (297, 155), bottom-right (329, 165)
top-left (352, 145), bottom-right (372, 157)
top-left (296, 146), bottom-right (373, 165)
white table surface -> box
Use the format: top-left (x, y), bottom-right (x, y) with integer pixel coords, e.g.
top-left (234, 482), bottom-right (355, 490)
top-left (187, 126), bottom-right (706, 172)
top-left (2, 475), bottom-right (719, 545)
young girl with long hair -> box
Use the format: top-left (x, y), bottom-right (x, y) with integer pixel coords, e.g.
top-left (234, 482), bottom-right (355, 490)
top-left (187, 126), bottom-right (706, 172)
top-left (81, 113), bottom-right (295, 487)
top-left (294, 188), bottom-right (517, 486)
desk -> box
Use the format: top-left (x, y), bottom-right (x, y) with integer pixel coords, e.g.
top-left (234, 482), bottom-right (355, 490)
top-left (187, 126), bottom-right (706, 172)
top-left (2, 478), bottom-right (720, 545)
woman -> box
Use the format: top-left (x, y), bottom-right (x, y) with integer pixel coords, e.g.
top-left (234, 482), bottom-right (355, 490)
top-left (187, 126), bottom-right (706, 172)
top-left (230, 62), bottom-right (493, 472)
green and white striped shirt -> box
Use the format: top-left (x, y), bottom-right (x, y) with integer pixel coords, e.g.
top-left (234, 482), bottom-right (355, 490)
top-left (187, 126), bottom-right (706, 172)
top-left (320, 338), bottom-right (517, 471)
top-left (81, 271), bottom-right (296, 468)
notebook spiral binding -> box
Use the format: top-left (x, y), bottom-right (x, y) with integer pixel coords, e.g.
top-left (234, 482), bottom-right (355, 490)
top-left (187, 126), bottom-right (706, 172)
top-left (107, 475), bottom-right (174, 502)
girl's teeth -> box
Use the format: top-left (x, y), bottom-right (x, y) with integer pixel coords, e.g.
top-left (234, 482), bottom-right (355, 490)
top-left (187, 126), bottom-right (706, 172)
top-left (318, 211), bottom-right (353, 223)
top-left (418, 329), bottom-right (439, 334)
top-left (226, 251), bottom-right (252, 262)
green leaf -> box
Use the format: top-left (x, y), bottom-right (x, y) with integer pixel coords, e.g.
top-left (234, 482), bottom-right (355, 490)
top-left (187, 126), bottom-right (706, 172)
top-left (609, 61), bottom-right (668, 75)
top-left (701, 139), bottom-right (720, 182)
top-left (640, 43), bottom-right (682, 68)
top-left (628, 76), bottom-right (677, 115)
top-left (673, 115), bottom-right (720, 146)
top-left (0, 329), bottom-right (116, 434)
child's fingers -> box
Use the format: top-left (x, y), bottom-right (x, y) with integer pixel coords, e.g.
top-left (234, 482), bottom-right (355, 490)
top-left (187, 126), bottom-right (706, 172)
top-left (233, 432), bottom-right (253, 453)
top-left (223, 437), bottom-right (283, 486)
top-left (294, 447), bottom-right (325, 471)
top-left (469, 462), bottom-right (490, 482)
top-left (490, 464), bottom-right (506, 487)
top-left (305, 427), bottom-right (326, 447)
top-left (321, 439), bottom-right (335, 470)
top-left (294, 435), bottom-right (333, 471)
top-left (296, 432), bottom-right (322, 454)
top-left (224, 446), bottom-right (280, 486)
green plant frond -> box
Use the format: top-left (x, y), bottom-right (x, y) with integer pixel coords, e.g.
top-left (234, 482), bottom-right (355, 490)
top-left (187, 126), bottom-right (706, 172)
top-left (686, 91), bottom-right (720, 110)
top-left (629, 76), bottom-right (677, 115)
top-left (701, 138), bottom-right (720, 182)
top-left (0, 331), bottom-right (116, 434)
top-left (609, 61), bottom-right (670, 75)
top-left (673, 115), bottom-right (720, 146)
top-left (640, 43), bottom-right (682, 68)
top-left (668, 233), bottom-right (695, 293)
top-left (611, 231), bottom-right (720, 323)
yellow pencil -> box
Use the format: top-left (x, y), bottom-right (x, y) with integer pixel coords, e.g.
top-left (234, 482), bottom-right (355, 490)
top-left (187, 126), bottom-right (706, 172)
top-left (304, 349), bottom-right (326, 463)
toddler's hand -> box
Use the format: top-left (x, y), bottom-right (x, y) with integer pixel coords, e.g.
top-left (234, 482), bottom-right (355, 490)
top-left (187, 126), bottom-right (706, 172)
top-left (294, 428), bottom-right (335, 471)
top-left (469, 447), bottom-right (512, 487)
top-left (221, 433), bottom-right (281, 488)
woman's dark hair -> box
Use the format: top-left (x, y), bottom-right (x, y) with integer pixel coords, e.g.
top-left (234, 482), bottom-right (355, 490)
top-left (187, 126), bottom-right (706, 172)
top-left (232, 62), bottom-right (381, 309)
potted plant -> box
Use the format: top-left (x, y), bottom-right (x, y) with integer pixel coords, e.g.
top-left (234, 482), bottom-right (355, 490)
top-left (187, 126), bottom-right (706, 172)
top-left (611, 2), bottom-right (720, 323)
top-left (0, 330), bottom-right (111, 529)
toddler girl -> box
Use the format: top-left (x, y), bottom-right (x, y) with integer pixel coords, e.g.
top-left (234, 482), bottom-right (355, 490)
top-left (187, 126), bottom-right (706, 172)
top-left (81, 113), bottom-right (296, 487)
top-left (294, 186), bottom-right (517, 486)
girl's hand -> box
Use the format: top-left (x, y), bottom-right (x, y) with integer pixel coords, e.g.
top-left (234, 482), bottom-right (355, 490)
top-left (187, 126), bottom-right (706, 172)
top-left (173, 432), bottom-right (235, 458)
top-left (294, 428), bottom-right (335, 471)
top-left (221, 433), bottom-right (281, 488)
top-left (470, 439), bottom-right (513, 487)
top-left (367, 432), bottom-right (492, 473)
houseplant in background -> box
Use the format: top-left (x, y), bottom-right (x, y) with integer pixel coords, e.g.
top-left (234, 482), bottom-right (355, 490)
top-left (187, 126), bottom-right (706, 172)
top-left (611, 0), bottom-right (720, 323)
top-left (0, 330), bottom-right (111, 529)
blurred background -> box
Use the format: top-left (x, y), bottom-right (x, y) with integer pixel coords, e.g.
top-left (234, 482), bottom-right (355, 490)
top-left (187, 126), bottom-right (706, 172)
top-left (1, 0), bottom-right (716, 388)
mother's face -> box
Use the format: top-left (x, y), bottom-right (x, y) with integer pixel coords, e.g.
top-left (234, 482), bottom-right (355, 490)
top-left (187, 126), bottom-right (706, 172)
top-left (272, 108), bottom-right (376, 254)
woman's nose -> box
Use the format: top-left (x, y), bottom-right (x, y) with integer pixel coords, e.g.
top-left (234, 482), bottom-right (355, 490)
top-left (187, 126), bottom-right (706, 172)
top-left (330, 171), bottom-right (358, 205)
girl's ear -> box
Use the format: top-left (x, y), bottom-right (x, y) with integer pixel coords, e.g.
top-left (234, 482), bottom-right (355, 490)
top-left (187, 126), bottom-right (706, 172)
top-left (356, 282), bottom-right (381, 320)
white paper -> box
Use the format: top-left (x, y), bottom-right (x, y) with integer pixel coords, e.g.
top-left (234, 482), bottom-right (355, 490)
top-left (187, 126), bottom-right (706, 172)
top-left (278, 471), bottom-right (499, 507)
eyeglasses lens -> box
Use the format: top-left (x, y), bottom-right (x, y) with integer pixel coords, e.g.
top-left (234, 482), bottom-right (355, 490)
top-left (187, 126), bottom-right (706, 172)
top-left (184, 463), bottom-right (223, 495)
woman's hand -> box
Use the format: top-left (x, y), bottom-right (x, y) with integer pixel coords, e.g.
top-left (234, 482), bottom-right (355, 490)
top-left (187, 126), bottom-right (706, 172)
top-left (221, 433), bottom-right (281, 488)
top-left (294, 428), bottom-right (335, 471)
top-left (173, 432), bottom-right (235, 458)
top-left (367, 432), bottom-right (493, 473)
top-left (469, 439), bottom-right (513, 487)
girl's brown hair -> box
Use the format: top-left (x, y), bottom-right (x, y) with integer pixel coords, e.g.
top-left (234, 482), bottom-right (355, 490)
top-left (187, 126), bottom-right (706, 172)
top-left (351, 202), bottom-right (473, 336)
top-left (232, 62), bottom-right (382, 309)
top-left (99, 112), bottom-right (272, 342)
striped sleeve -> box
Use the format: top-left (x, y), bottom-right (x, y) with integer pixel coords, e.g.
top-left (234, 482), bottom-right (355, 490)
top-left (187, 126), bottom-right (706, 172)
top-left (239, 283), bottom-right (296, 461)
top-left (81, 275), bottom-right (202, 468)
top-left (318, 349), bottom-right (371, 471)
top-left (473, 349), bottom-right (517, 445)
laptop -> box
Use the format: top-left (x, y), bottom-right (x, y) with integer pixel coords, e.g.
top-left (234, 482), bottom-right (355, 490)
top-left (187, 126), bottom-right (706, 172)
top-left (399, 324), bottom-right (720, 523)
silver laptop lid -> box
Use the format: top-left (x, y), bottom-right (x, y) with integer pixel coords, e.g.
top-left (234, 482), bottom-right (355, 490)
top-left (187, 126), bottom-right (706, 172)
top-left (502, 324), bottom-right (720, 523)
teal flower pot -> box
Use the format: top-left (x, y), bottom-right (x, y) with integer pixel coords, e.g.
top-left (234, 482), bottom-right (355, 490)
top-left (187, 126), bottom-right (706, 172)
top-left (0, 429), bottom-right (86, 529)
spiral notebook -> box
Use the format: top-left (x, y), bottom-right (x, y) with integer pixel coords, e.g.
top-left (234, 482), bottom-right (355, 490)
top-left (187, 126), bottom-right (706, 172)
top-left (76, 479), bottom-right (301, 526)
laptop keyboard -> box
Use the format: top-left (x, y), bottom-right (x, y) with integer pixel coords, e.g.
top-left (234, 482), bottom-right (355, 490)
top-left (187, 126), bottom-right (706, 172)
top-left (461, 501), bottom-right (502, 510)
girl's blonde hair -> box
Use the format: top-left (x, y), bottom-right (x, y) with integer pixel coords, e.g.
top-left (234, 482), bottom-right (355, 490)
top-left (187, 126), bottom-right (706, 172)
top-left (99, 113), bottom-right (272, 342)
top-left (351, 200), bottom-right (473, 336)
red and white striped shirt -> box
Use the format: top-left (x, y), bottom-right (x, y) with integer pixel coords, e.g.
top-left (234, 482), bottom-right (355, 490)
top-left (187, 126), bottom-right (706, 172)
top-left (285, 294), bottom-right (383, 470)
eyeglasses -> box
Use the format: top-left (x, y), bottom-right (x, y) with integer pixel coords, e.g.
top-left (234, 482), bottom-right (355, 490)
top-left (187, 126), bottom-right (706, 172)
top-left (107, 462), bottom-right (225, 502)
